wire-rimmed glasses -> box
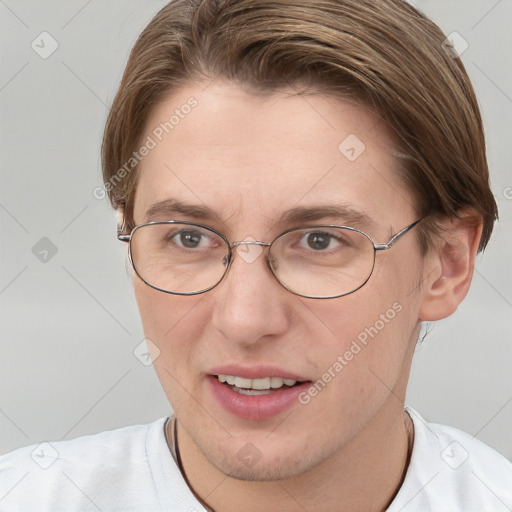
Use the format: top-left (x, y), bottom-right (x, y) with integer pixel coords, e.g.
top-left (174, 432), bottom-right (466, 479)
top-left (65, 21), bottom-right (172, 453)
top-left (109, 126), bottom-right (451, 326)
top-left (117, 219), bottom-right (422, 299)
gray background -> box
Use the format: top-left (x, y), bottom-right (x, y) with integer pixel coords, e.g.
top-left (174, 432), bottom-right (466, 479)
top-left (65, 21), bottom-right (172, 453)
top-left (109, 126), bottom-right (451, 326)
top-left (0, 0), bottom-right (511, 460)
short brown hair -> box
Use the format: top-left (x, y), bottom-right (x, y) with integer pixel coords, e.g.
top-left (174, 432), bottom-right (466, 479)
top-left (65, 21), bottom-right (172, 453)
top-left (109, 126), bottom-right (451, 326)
top-left (102, 0), bottom-right (498, 252)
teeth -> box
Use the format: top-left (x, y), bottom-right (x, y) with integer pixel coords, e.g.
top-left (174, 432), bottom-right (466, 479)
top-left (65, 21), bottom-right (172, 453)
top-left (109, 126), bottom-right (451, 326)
top-left (251, 377), bottom-right (271, 390)
top-left (236, 388), bottom-right (272, 396)
top-left (217, 374), bottom-right (298, 390)
top-left (234, 376), bottom-right (252, 389)
top-left (270, 377), bottom-right (283, 389)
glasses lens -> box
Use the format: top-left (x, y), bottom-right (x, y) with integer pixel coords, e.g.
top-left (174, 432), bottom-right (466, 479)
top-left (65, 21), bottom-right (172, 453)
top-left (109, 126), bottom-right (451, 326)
top-left (130, 223), bottom-right (229, 294)
top-left (269, 226), bottom-right (375, 298)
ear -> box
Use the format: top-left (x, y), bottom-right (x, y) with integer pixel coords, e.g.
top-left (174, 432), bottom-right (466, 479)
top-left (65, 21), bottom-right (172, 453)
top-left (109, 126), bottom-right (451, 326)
top-left (418, 209), bottom-right (483, 321)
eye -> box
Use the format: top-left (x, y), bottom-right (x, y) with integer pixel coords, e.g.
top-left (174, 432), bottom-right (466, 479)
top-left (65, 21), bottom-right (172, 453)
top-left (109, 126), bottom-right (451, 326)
top-left (298, 231), bottom-right (343, 251)
top-left (169, 229), bottom-right (213, 249)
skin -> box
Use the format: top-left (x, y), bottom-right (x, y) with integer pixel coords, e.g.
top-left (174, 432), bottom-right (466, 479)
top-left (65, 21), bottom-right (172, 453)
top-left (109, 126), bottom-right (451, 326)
top-left (129, 81), bottom-right (482, 511)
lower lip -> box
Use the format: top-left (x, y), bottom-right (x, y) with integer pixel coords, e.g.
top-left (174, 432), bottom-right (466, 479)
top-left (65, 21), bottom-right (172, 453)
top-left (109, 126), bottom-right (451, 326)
top-left (207, 375), bottom-right (311, 421)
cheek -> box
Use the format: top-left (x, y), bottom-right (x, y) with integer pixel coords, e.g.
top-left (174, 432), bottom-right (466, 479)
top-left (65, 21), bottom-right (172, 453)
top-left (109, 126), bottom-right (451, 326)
top-left (291, 297), bottom-right (412, 448)
top-left (135, 278), bottom-right (195, 336)
top-left (305, 259), bottom-right (421, 406)
top-left (133, 280), bottom-right (216, 417)
top-left (313, 296), bottom-right (408, 384)
top-left (133, 279), bottom-right (206, 375)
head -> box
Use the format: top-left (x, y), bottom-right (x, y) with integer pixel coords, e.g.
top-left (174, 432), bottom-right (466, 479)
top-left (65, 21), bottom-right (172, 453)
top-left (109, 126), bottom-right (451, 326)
top-left (102, 0), bottom-right (497, 480)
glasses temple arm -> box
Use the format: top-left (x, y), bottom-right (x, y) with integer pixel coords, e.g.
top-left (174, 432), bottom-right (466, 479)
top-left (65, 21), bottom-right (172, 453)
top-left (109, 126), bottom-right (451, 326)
top-left (374, 218), bottom-right (423, 251)
top-left (117, 232), bottom-right (131, 242)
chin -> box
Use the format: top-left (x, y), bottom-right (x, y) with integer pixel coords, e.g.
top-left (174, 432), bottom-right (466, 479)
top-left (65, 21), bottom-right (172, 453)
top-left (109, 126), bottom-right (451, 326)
top-left (200, 435), bottom-right (329, 482)
top-left (215, 455), bottom-right (316, 482)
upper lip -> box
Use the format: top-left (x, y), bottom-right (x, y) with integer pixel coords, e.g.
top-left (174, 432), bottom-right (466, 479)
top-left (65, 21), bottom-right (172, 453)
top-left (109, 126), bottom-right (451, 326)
top-left (208, 364), bottom-right (310, 382)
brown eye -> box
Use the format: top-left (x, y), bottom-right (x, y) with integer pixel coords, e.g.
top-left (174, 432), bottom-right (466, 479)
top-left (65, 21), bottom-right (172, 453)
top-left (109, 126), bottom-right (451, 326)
top-left (305, 232), bottom-right (332, 250)
top-left (176, 230), bottom-right (203, 248)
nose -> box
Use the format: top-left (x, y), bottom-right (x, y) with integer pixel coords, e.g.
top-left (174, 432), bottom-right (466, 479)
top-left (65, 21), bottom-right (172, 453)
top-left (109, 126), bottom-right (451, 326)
top-left (210, 242), bottom-right (291, 348)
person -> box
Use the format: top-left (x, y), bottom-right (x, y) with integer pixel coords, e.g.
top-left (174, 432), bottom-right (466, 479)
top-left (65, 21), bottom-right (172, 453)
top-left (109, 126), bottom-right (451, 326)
top-left (1, 0), bottom-right (510, 510)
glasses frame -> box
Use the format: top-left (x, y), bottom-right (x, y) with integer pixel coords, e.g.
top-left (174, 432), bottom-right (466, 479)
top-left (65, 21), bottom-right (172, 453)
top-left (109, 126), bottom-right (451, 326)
top-left (118, 218), bottom-right (423, 299)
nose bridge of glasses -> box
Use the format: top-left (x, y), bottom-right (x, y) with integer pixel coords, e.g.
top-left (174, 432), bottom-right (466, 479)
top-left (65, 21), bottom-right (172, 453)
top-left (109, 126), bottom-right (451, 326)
top-left (231, 240), bottom-right (271, 249)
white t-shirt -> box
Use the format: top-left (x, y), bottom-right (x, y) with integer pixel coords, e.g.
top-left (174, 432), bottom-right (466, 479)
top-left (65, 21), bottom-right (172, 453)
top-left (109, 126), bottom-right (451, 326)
top-left (1, 406), bottom-right (510, 511)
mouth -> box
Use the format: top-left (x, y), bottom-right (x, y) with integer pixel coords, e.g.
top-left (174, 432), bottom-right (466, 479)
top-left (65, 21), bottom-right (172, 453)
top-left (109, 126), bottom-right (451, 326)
top-left (216, 374), bottom-right (304, 396)
top-left (207, 368), bottom-right (313, 421)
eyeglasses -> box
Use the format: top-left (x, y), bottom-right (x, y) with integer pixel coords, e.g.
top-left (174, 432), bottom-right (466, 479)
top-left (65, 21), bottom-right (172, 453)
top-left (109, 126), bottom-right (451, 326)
top-left (117, 219), bottom-right (422, 299)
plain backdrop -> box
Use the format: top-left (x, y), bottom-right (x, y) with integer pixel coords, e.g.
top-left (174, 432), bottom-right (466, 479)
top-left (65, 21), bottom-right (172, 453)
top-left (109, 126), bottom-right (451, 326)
top-left (0, 0), bottom-right (511, 460)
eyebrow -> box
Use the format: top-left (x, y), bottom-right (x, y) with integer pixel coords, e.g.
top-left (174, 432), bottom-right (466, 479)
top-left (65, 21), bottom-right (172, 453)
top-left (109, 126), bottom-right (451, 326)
top-left (145, 198), bottom-right (373, 228)
top-left (145, 199), bottom-right (223, 223)
top-left (277, 205), bottom-right (373, 228)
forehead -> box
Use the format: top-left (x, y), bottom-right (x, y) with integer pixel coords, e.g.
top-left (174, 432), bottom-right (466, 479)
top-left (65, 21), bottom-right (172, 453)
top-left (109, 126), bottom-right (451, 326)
top-left (133, 81), bottom-right (415, 233)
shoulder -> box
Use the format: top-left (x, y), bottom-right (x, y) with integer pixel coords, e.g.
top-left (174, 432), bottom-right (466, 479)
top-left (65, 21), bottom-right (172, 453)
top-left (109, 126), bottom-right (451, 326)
top-left (0, 418), bottom-right (166, 511)
top-left (389, 406), bottom-right (512, 511)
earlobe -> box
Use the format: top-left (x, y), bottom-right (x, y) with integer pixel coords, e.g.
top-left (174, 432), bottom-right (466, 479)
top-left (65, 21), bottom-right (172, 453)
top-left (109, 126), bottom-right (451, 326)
top-left (418, 210), bottom-right (483, 322)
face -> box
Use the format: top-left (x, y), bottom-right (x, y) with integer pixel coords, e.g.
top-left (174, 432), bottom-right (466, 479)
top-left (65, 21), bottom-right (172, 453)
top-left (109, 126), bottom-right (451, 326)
top-left (130, 82), bottom-right (425, 480)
